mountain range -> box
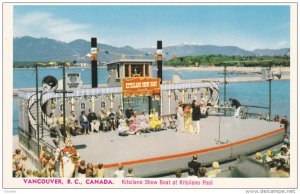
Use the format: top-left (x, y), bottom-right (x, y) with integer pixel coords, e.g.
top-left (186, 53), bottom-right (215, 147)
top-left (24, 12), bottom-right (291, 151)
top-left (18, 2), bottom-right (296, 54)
top-left (13, 36), bottom-right (289, 62)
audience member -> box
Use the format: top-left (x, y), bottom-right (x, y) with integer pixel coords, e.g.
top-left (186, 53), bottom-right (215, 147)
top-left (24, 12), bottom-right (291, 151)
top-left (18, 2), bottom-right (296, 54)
top-left (207, 161), bottom-right (222, 178)
top-left (96, 163), bottom-right (106, 178)
top-left (188, 155), bottom-right (201, 176)
top-left (114, 164), bottom-right (125, 178)
top-left (126, 168), bottom-right (134, 177)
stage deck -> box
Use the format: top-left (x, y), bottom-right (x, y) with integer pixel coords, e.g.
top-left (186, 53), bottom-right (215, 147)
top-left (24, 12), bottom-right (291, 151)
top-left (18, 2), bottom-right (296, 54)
top-left (70, 116), bottom-right (282, 164)
top-left (38, 116), bottom-right (284, 177)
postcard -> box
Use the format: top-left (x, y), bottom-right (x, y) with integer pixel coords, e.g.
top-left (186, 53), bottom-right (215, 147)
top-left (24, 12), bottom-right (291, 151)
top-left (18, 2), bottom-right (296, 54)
top-left (1, 1), bottom-right (298, 192)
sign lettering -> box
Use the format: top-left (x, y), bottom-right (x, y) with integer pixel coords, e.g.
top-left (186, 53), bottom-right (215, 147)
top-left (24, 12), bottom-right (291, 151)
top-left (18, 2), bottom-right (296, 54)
top-left (122, 77), bottom-right (160, 97)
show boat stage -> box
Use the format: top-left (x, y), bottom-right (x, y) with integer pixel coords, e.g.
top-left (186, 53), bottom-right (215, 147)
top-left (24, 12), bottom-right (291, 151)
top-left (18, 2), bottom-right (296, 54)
top-left (16, 39), bottom-right (286, 178)
top-left (44, 116), bottom-right (284, 177)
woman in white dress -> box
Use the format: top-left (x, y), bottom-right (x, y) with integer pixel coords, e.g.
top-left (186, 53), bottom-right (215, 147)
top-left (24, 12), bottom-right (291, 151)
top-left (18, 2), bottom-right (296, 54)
top-left (139, 111), bottom-right (150, 130)
top-left (176, 101), bottom-right (184, 133)
top-left (118, 114), bottom-right (128, 136)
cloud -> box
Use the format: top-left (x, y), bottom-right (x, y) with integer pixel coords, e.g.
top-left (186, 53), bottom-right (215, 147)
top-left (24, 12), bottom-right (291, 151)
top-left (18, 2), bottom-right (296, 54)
top-left (268, 22), bottom-right (290, 33)
top-left (276, 40), bottom-right (288, 48)
top-left (14, 12), bottom-right (93, 42)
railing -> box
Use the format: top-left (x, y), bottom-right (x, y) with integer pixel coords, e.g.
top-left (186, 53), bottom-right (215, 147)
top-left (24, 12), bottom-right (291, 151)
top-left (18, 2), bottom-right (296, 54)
top-left (27, 93), bottom-right (38, 136)
top-left (206, 104), bottom-right (270, 119)
top-left (18, 127), bottom-right (56, 157)
top-left (27, 90), bottom-right (52, 136)
top-left (18, 127), bottom-right (39, 156)
top-left (240, 104), bottom-right (270, 120)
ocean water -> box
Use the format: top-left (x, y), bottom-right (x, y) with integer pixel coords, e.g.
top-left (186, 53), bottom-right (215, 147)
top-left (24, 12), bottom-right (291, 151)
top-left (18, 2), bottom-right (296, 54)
top-left (12, 68), bottom-right (290, 135)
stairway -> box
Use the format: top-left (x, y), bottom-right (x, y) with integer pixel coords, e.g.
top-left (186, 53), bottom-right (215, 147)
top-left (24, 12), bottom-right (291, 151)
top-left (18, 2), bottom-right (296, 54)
top-left (28, 94), bottom-right (51, 139)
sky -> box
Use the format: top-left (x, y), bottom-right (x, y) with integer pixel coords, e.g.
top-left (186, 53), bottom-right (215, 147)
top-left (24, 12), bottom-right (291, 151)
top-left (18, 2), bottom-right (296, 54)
top-left (13, 5), bottom-right (290, 50)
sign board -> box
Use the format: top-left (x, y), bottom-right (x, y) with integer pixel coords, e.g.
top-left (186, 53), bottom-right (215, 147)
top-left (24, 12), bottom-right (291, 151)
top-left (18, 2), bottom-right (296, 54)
top-left (66, 73), bottom-right (83, 91)
top-left (122, 77), bottom-right (161, 97)
top-left (261, 68), bottom-right (273, 80)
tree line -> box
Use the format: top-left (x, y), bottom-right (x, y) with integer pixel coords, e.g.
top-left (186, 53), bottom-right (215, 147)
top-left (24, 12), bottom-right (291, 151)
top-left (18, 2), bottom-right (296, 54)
top-left (13, 55), bottom-right (290, 68)
top-left (164, 55), bottom-right (290, 67)
top-left (13, 61), bottom-right (55, 68)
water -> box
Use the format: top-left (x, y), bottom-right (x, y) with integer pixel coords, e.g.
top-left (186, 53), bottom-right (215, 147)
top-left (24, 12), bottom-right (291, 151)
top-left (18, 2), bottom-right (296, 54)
top-left (13, 67), bottom-right (257, 88)
top-left (219, 80), bottom-right (290, 120)
top-left (12, 68), bottom-right (290, 135)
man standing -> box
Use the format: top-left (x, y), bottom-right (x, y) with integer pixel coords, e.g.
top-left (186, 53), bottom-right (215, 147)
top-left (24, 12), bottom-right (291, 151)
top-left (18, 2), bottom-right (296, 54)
top-left (192, 100), bottom-right (201, 134)
top-left (280, 116), bottom-right (289, 135)
top-left (229, 98), bottom-right (241, 118)
top-left (176, 101), bottom-right (184, 133)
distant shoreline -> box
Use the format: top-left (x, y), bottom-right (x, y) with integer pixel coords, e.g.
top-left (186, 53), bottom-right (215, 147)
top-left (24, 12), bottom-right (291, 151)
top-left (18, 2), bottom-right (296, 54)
top-left (13, 66), bottom-right (290, 73)
top-left (163, 66), bottom-right (290, 73)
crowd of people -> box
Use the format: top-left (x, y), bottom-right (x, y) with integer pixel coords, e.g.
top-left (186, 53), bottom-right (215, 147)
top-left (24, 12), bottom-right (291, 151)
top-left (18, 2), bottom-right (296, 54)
top-left (46, 105), bottom-right (173, 147)
top-left (175, 135), bottom-right (290, 178)
top-left (12, 143), bottom-right (135, 178)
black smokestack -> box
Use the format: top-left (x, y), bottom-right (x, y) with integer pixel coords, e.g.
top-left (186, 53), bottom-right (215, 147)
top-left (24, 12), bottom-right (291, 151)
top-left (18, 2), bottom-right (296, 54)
top-left (91, 38), bottom-right (98, 88)
top-left (157, 40), bottom-right (163, 84)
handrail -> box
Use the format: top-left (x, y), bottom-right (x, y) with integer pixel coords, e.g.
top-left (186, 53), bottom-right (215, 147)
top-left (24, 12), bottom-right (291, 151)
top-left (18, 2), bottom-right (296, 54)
top-left (27, 93), bottom-right (38, 133)
top-left (241, 104), bottom-right (269, 109)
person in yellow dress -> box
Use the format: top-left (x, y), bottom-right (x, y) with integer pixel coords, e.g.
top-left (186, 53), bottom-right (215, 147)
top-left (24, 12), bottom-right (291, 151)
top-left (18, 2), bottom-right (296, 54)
top-left (149, 109), bottom-right (162, 130)
top-left (184, 105), bottom-right (194, 133)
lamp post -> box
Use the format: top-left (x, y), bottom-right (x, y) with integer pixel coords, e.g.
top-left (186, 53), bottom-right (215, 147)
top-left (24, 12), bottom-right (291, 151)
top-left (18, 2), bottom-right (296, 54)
top-left (58, 62), bottom-right (67, 143)
top-left (268, 62), bottom-right (272, 121)
top-left (35, 63), bottom-right (40, 156)
top-left (62, 63), bottom-right (66, 141)
top-left (224, 63), bottom-right (227, 105)
top-left (58, 61), bottom-right (74, 143)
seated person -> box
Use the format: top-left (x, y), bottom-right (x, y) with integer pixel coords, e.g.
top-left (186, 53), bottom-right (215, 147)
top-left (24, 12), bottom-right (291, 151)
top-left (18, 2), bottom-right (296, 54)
top-left (125, 106), bottom-right (134, 119)
top-left (79, 110), bottom-right (90, 135)
top-left (168, 114), bottom-right (176, 129)
top-left (265, 113), bottom-right (270, 121)
top-left (57, 113), bottom-right (69, 142)
top-left (117, 114), bottom-right (129, 136)
top-left (72, 120), bottom-right (83, 136)
top-left (149, 109), bottom-right (162, 130)
top-left (128, 112), bottom-right (142, 135)
top-left (107, 108), bottom-right (117, 130)
top-left (68, 111), bottom-right (82, 136)
top-left (87, 109), bottom-right (100, 133)
top-left (107, 108), bottom-right (116, 118)
top-left (90, 120), bottom-right (100, 133)
top-left (47, 113), bottom-right (62, 138)
top-left (99, 108), bottom-right (107, 120)
top-left (139, 111), bottom-right (150, 132)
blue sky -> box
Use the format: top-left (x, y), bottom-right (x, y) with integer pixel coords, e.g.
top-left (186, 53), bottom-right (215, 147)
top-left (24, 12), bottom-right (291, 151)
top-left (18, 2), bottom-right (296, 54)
top-left (13, 5), bottom-right (290, 50)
